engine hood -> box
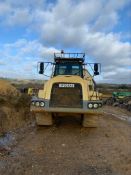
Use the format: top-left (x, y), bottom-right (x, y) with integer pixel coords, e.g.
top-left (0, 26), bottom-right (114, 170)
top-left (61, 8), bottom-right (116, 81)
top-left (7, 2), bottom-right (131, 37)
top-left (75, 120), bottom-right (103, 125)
top-left (41, 75), bottom-right (88, 100)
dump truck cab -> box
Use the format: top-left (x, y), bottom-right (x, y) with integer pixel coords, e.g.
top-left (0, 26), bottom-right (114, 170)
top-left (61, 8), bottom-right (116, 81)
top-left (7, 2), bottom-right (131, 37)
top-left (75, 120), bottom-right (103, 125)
top-left (30, 52), bottom-right (103, 127)
top-left (54, 56), bottom-right (84, 77)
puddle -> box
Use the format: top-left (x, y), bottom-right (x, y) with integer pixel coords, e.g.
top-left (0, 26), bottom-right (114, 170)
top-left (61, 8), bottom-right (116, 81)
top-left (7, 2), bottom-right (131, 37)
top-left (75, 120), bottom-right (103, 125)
top-left (104, 111), bottom-right (131, 123)
top-left (0, 132), bottom-right (17, 152)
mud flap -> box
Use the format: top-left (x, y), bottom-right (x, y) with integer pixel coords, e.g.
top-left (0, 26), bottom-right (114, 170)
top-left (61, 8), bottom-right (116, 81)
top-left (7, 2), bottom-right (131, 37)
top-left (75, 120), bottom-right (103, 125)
top-left (82, 114), bottom-right (98, 127)
top-left (35, 112), bottom-right (53, 126)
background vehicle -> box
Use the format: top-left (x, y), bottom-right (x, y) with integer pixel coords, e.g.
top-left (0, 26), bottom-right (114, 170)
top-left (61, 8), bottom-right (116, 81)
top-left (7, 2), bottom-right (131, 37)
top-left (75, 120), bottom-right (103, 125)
top-left (18, 87), bottom-right (39, 96)
top-left (112, 92), bottom-right (131, 99)
top-left (30, 51), bottom-right (103, 127)
top-left (27, 88), bottom-right (39, 96)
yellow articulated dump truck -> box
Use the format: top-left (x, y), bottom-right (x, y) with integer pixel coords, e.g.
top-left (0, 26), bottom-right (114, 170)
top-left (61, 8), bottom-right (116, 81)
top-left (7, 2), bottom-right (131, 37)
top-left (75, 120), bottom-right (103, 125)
top-left (30, 51), bottom-right (103, 127)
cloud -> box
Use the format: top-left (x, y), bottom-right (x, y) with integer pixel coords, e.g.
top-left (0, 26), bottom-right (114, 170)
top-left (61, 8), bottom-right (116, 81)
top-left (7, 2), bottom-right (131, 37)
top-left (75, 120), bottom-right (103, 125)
top-left (0, 39), bottom-right (59, 79)
top-left (39, 23), bottom-right (131, 82)
top-left (102, 68), bottom-right (131, 84)
top-left (1, 0), bottom-right (130, 29)
top-left (0, 0), bottom-right (46, 26)
top-left (5, 8), bottom-right (33, 26)
top-left (2, 0), bottom-right (45, 8)
top-left (35, 0), bottom-right (131, 83)
top-left (0, 0), bottom-right (130, 83)
top-left (0, 61), bottom-right (6, 65)
top-left (0, 2), bottom-right (11, 16)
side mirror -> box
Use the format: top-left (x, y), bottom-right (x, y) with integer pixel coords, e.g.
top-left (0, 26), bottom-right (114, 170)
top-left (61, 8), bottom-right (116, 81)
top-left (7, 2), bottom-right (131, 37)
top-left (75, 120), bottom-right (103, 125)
top-left (39, 62), bottom-right (44, 74)
top-left (94, 63), bottom-right (99, 75)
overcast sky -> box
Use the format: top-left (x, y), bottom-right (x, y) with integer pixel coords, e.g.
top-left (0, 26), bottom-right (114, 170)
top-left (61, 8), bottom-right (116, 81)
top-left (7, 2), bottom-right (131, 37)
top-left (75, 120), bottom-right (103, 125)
top-left (0, 0), bottom-right (131, 83)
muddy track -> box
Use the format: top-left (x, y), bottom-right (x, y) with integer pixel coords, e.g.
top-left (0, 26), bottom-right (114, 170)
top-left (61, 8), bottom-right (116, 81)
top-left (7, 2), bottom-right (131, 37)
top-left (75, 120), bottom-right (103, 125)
top-left (0, 107), bottom-right (131, 175)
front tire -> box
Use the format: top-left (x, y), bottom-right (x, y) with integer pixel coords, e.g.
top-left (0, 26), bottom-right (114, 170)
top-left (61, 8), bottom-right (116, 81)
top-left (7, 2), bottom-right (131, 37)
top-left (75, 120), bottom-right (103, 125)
top-left (82, 114), bottom-right (98, 127)
top-left (35, 112), bottom-right (53, 126)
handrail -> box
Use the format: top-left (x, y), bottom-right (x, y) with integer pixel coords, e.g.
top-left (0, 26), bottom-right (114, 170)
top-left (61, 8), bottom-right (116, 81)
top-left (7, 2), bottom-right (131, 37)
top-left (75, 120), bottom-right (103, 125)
top-left (54, 52), bottom-right (85, 59)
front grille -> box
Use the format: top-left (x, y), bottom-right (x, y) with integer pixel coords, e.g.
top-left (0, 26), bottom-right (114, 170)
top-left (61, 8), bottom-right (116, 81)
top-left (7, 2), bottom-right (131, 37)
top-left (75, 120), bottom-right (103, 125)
top-left (50, 83), bottom-right (83, 108)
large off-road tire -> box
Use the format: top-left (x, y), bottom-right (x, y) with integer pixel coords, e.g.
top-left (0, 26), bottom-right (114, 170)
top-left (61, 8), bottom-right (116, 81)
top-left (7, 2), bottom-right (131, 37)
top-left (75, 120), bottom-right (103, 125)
top-left (35, 112), bottom-right (53, 126)
top-left (82, 114), bottom-right (98, 127)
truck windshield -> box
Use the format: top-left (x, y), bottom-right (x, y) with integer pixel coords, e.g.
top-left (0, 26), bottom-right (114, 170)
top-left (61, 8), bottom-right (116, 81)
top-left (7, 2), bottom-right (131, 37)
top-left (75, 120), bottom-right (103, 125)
top-left (54, 63), bottom-right (83, 77)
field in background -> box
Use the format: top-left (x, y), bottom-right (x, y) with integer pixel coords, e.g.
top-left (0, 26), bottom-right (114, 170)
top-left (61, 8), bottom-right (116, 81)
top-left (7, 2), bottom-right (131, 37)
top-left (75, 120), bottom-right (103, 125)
top-left (97, 83), bottom-right (131, 96)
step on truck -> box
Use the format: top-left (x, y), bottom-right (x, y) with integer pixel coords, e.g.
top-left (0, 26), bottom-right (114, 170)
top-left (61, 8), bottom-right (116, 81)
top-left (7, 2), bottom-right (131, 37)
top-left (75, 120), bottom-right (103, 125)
top-left (30, 51), bottom-right (103, 127)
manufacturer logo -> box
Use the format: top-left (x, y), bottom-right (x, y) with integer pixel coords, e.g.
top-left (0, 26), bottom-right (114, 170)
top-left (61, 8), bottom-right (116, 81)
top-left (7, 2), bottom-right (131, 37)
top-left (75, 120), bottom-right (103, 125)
top-left (59, 84), bottom-right (75, 88)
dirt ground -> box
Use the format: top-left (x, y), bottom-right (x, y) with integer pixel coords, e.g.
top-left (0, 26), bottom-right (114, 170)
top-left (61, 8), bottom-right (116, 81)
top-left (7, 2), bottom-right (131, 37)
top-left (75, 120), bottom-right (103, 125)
top-left (0, 106), bottom-right (131, 175)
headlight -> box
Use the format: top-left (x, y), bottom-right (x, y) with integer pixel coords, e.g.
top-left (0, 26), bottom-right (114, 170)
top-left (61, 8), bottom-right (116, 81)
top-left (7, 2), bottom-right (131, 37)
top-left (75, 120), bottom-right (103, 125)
top-left (40, 101), bottom-right (45, 107)
top-left (94, 103), bottom-right (98, 108)
top-left (35, 101), bottom-right (40, 107)
top-left (88, 103), bottom-right (93, 109)
top-left (31, 101), bottom-right (35, 105)
top-left (99, 103), bottom-right (102, 107)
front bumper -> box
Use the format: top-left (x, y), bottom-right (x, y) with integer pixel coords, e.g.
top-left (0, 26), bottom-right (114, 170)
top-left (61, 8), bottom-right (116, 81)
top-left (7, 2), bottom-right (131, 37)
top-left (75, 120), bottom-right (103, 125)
top-left (30, 98), bottom-right (103, 114)
top-left (30, 106), bottom-right (102, 114)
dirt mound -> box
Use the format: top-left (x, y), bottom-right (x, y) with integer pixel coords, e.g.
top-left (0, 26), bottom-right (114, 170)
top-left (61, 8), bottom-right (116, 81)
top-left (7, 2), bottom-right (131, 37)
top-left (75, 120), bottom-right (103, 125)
top-left (0, 80), bottom-right (32, 135)
top-left (0, 80), bottom-right (18, 95)
top-left (0, 93), bottom-right (32, 135)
